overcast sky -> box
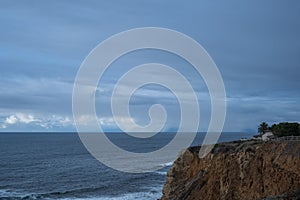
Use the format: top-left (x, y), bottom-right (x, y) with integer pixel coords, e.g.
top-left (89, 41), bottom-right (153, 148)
top-left (0, 0), bottom-right (299, 132)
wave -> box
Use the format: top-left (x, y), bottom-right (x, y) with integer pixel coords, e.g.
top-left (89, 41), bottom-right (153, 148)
top-left (0, 189), bottom-right (37, 199)
top-left (0, 185), bottom-right (162, 200)
top-left (58, 188), bottom-right (161, 200)
top-left (0, 186), bottom-right (109, 200)
top-left (154, 171), bottom-right (167, 176)
top-left (0, 189), bottom-right (51, 200)
top-left (158, 161), bottom-right (173, 167)
top-left (60, 190), bottom-right (161, 200)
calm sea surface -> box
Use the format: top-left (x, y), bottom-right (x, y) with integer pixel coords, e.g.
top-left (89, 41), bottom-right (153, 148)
top-left (0, 132), bottom-right (254, 200)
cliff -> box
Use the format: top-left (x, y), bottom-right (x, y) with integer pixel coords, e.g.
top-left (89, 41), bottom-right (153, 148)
top-left (161, 140), bottom-right (300, 200)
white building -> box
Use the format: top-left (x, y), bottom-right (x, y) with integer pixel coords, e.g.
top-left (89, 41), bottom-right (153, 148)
top-left (261, 131), bottom-right (274, 141)
top-left (253, 131), bottom-right (274, 141)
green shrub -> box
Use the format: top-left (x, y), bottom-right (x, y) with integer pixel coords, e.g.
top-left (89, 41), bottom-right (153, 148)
top-left (271, 122), bottom-right (300, 137)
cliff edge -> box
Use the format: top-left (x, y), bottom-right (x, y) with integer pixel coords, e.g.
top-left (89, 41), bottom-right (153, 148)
top-left (161, 140), bottom-right (300, 200)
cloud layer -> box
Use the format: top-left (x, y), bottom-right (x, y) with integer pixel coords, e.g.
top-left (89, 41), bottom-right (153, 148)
top-left (0, 1), bottom-right (299, 132)
top-left (1, 113), bottom-right (73, 131)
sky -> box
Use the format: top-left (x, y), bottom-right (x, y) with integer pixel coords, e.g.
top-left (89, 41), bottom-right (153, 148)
top-left (0, 0), bottom-right (299, 132)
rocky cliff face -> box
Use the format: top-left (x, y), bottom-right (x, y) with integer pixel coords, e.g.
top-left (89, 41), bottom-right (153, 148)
top-left (161, 140), bottom-right (300, 200)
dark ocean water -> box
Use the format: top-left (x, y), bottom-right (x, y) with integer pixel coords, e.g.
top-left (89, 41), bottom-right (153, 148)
top-left (0, 132), bottom-right (254, 200)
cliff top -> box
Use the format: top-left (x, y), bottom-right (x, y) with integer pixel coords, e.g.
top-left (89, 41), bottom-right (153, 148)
top-left (162, 140), bottom-right (300, 200)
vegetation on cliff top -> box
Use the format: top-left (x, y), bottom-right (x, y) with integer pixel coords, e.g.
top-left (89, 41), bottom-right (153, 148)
top-left (258, 122), bottom-right (300, 137)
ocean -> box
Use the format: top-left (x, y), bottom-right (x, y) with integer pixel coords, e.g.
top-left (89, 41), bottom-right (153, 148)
top-left (0, 132), bottom-right (254, 200)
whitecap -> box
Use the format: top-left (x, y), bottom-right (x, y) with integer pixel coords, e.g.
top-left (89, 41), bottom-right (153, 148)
top-left (154, 171), bottom-right (167, 176)
top-left (158, 161), bottom-right (173, 167)
top-left (59, 186), bottom-right (162, 200)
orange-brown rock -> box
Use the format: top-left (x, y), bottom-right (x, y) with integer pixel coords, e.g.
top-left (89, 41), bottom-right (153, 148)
top-left (161, 140), bottom-right (300, 200)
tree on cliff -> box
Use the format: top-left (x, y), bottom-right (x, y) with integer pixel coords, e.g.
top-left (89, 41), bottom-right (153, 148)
top-left (258, 122), bottom-right (269, 134)
top-left (271, 122), bottom-right (300, 137)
